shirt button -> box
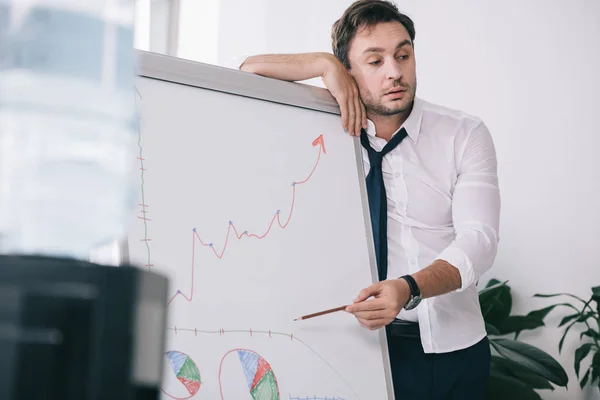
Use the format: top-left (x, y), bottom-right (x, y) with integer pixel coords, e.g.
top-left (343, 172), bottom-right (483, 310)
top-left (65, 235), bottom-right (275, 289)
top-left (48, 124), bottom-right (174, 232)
top-left (394, 172), bottom-right (400, 178)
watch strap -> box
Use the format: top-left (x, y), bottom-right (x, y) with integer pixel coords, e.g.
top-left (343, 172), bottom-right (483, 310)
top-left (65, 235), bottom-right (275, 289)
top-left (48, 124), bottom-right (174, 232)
top-left (400, 274), bottom-right (420, 297)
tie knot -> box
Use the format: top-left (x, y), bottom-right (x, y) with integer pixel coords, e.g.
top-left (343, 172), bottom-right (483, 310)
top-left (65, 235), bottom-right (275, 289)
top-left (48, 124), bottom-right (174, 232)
top-left (359, 127), bottom-right (408, 169)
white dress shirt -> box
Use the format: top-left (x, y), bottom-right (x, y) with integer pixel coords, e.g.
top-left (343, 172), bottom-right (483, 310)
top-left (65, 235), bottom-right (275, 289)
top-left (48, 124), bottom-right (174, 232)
top-left (362, 96), bottom-right (501, 354)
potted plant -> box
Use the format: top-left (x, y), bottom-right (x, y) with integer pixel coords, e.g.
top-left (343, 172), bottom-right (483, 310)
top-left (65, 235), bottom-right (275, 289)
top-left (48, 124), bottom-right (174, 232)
top-left (479, 279), bottom-right (569, 399)
top-left (527, 285), bottom-right (600, 396)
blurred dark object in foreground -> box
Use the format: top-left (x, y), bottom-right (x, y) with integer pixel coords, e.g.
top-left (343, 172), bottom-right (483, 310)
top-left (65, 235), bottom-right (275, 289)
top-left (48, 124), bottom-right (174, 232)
top-left (0, 255), bottom-right (169, 400)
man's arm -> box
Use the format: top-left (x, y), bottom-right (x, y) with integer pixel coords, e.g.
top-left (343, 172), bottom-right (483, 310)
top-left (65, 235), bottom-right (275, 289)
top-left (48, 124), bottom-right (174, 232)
top-left (239, 52), bottom-right (367, 136)
top-left (425, 120), bottom-right (501, 294)
top-left (410, 260), bottom-right (462, 298)
top-left (240, 52), bottom-right (335, 82)
top-left (346, 120), bottom-right (500, 329)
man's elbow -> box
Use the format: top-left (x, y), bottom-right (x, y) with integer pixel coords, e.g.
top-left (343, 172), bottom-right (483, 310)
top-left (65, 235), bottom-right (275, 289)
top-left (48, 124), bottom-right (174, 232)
top-left (460, 225), bottom-right (499, 290)
top-left (441, 223), bottom-right (500, 292)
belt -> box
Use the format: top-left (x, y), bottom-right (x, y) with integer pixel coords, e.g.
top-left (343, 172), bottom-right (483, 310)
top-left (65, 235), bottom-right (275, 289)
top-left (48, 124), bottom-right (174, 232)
top-left (386, 319), bottom-right (420, 338)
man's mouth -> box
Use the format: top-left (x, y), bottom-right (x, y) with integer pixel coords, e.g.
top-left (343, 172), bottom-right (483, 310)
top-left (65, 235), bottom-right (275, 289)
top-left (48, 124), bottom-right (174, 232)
top-left (385, 88), bottom-right (407, 96)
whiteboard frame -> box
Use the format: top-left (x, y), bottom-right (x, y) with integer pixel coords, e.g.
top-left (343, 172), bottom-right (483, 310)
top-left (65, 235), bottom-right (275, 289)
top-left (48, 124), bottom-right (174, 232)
top-left (128, 49), bottom-right (396, 399)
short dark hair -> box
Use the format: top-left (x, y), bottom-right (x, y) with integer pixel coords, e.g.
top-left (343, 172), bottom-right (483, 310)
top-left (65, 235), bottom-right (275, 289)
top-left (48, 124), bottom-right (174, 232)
top-left (331, 0), bottom-right (416, 69)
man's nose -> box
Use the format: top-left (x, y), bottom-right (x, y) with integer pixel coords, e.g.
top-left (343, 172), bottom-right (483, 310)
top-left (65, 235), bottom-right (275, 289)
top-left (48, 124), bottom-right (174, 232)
top-left (386, 59), bottom-right (403, 80)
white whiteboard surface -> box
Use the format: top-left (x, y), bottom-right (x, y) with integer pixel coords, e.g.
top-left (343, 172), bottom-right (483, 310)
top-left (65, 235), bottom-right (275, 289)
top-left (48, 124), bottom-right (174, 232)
top-left (127, 51), bottom-right (394, 400)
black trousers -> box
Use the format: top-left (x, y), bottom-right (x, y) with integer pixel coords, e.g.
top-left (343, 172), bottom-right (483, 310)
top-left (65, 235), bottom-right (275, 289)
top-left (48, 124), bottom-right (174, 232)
top-left (386, 328), bottom-right (491, 400)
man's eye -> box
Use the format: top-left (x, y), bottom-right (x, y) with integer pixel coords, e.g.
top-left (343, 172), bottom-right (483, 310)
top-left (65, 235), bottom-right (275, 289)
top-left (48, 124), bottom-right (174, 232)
top-left (397, 54), bottom-right (408, 60)
top-left (369, 60), bottom-right (381, 65)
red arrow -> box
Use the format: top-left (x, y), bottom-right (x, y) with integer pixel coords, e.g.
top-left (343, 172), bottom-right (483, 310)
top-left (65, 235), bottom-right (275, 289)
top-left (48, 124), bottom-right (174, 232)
top-left (312, 134), bottom-right (327, 155)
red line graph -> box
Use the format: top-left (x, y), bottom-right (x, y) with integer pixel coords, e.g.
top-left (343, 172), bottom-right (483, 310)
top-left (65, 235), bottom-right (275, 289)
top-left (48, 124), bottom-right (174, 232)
top-left (167, 134), bottom-right (327, 306)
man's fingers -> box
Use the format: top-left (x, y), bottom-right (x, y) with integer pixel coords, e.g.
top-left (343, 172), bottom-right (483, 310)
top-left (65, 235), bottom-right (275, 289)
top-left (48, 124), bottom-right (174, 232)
top-left (357, 317), bottom-right (388, 331)
top-left (339, 97), bottom-right (349, 132)
top-left (361, 101), bottom-right (368, 129)
top-left (354, 94), bottom-right (362, 136)
top-left (347, 95), bottom-right (356, 136)
top-left (353, 309), bottom-right (389, 320)
top-left (346, 297), bottom-right (386, 313)
top-left (354, 283), bottom-right (381, 303)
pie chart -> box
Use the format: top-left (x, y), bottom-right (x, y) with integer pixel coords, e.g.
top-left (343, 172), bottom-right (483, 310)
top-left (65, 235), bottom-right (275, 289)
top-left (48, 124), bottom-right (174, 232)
top-left (219, 348), bottom-right (280, 400)
top-left (165, 350), bottom-right (201, 398)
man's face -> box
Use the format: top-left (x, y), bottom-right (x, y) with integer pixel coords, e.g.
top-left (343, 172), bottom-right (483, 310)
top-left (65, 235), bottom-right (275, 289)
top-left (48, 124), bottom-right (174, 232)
top-left (347, 21), bottom-right (417, 116)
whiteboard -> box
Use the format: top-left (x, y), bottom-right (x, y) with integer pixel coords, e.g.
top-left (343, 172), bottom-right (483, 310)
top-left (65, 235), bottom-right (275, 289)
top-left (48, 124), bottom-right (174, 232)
top-left (127, 50), bottom-right (394, 400)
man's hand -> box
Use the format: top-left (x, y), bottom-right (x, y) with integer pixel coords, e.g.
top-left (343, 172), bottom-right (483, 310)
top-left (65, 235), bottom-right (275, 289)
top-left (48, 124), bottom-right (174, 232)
top-left (321, 56), bottom-right (367, 137)
top-left (345, 279), bottom-right (410, 330)
top-left (240, 52), bottom-right (367, 136)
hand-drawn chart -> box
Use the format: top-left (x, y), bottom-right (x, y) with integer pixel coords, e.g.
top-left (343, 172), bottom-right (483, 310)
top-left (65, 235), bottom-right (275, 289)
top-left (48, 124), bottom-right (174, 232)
top-left (163, 351), bottom-right (202, 399)
top-left (221, 348), bottom-right (280, 400)
top-left (165, 133), bottom-right (327, 307)
top-left (129, 72), bottom-right (392, 400)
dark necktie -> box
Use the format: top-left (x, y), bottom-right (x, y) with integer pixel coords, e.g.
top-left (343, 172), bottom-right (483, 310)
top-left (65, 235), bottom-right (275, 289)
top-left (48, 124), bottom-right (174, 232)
top-left (360, 127), bottom-right (408, 281)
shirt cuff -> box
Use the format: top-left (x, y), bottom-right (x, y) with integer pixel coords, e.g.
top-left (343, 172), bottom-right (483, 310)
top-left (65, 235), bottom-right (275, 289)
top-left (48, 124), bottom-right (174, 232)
top-left (435, 246), bottom-right (475, 292)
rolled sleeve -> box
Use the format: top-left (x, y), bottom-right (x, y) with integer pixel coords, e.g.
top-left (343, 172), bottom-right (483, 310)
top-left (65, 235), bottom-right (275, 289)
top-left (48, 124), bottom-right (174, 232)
top-left (436, 120), bottom-right (501, 291)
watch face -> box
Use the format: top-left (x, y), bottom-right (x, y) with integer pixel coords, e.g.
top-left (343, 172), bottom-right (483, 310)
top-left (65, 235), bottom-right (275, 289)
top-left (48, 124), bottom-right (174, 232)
top-left (405, 295), bottom-right (421, 310)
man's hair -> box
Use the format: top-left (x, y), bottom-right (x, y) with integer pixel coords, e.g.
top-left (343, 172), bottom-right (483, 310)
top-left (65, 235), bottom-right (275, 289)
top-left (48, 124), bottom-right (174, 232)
top-left (331, 0), bottom-right (416, 69)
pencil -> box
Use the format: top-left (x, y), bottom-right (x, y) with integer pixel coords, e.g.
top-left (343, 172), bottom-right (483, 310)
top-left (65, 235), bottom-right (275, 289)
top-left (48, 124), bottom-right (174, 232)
top-left (293, 305), bottom-right (349, 321)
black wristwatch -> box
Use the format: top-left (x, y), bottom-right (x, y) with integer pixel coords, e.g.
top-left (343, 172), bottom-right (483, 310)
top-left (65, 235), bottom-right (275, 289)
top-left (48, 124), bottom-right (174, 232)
top-left (399, 275), bottom-right (422, 310)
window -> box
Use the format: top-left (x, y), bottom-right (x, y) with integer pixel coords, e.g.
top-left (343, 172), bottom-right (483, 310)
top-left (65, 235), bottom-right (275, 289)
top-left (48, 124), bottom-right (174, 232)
top-left (133, 0), bottom-right (178, 56)
top-left (134, 0), bottom-right (151, 51)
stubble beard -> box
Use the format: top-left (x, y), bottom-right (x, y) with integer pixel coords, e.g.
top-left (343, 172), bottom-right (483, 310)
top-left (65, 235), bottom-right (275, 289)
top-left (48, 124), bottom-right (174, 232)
top-left (362, 82), bottom-right (417, 117)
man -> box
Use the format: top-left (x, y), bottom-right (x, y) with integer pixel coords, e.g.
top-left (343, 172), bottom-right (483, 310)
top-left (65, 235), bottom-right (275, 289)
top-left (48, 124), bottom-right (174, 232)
top-left (239, 1), bottom-right (500, 398)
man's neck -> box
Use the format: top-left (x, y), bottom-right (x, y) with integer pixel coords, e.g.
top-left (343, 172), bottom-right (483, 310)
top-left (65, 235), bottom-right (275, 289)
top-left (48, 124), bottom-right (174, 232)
top-left (368, 104), bottom-right (413, 142)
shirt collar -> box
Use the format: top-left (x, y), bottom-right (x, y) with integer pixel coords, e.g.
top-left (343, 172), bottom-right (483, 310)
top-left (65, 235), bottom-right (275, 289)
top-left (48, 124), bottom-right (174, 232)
top-left (364, 96), bottom-right (423, 143)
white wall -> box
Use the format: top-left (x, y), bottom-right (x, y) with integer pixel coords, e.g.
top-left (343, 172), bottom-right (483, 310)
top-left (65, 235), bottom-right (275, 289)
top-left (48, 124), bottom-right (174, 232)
top-left (178, 0), bottom-right (220, 64)
top-left (175, 1), bottom-right (600, 398)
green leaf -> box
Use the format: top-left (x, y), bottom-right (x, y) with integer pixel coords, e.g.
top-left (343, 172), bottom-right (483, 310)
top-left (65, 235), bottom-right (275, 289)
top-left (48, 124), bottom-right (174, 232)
top-left (580, 329), bottom-right (600, 341)
top-left (479, 280), bottom-right (509, 303)
top-left (486, 286), bottom-right (513, 328)
top-left (498, 315), bottom-right (545, 336)
top-left (479, 280), bottom-right (512, 328)
top-left (490, 338), bottom-right (569, 386)
top-left (574, 343), bottom-right (594, 377)
top-left (593, 365), bottom-right (600, 387)
top-left (580, 368), bottom-right (591, 389)
top-left (482, 297), bottom-right (505, 317)
top-left (534, 292), bottom-right (587, 303)
top-left (487, 374), bottom-right (542, 400)
top-left (592, 286), bottom-right (600, 297)
top-left (577, 311), bottom-right (597, 323)
top-left (592, 352), bottom-right (600, 386)
top-left (486, 278), bottom-right (502, 288)
top-left (491, 356), bottom-right (554, 390)
top-left (559, 319), bottom-right (579, 353)
top-left (486, 323), bottom-right (501, 336)
top-left (527, 304), bottom-right (570, 321)
top-left (559, 313), bottom-right (580, 327)
top-left (557, 311), bottom-right (598, 353)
